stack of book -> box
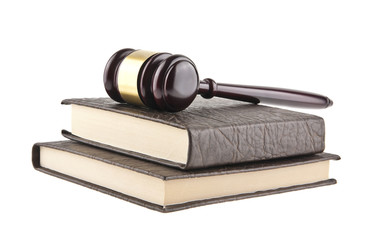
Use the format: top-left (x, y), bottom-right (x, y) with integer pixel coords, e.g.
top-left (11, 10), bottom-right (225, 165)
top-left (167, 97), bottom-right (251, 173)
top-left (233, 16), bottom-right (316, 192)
top-left (32, 97), bottom-right (340, 212)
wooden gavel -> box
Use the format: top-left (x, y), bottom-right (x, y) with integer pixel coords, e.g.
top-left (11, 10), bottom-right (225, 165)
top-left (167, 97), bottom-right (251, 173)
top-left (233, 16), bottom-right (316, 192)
top-left (104, 48), bottom-right (333, 112)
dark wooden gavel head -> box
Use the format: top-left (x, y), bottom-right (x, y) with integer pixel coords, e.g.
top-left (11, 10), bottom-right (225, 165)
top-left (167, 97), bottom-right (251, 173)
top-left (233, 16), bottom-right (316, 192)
top-left (104, 48), bottom-right (333, 111)
top-left (104, 48), bottom-right (200, 112)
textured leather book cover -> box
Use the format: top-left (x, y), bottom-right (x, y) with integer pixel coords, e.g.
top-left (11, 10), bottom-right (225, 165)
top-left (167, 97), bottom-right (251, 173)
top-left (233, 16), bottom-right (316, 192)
top-left (62, 97), bottom-right (326, 170)
top-left (32, 141), bottom-right (340, 213)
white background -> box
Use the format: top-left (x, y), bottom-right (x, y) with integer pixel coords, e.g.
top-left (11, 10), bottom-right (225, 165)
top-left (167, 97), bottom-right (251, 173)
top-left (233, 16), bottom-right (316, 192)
top-left (1, 0), bottom-right (367, 239)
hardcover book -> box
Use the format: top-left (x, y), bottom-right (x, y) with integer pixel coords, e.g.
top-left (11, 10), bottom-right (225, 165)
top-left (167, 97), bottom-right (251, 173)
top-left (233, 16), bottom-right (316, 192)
top-left (32, 141), bottom-right (339, 213)
top-left (62, 97), bottom-right (326, 169)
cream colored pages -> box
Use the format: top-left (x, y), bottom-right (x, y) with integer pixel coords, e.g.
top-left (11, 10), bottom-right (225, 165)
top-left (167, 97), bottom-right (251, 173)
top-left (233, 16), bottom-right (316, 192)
top-left (71, 104), bottom-right (189, 164)
top-left (40, 146), bottom-right (330, 206)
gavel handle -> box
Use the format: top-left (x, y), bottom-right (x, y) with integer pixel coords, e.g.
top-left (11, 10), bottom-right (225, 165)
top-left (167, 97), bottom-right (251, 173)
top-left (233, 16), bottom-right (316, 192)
top-left (198, 78), bottom-right (333, 108)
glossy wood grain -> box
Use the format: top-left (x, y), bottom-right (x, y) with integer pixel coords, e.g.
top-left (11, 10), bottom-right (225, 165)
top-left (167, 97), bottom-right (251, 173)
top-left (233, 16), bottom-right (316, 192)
top-left (103, 48), bottom-right (135, 102)
top-left (104, 49), bottom-right (333, 111)
top-left (199, 78), bottom-right (333, 108)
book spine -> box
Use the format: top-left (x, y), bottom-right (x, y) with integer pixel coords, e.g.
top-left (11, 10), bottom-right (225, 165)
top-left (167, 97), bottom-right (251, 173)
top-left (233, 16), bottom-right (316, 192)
top-left (185, 117), bottom-right (325, 169)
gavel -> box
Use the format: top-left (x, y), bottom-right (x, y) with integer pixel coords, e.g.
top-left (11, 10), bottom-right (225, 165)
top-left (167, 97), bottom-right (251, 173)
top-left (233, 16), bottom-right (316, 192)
top-left (104, 48), bottom-right (333, 112)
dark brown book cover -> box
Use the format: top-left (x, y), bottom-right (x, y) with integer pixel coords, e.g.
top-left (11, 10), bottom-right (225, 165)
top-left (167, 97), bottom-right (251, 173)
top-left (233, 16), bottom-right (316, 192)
top-left (62, 97), bottom-right (326, 170)
top-left (32, 141), bottom-right (340, 213)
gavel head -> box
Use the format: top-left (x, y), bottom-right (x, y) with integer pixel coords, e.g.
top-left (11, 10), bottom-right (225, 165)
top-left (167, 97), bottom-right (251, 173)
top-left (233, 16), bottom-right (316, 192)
top-left (103, 48), bottom-right (199, 112)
